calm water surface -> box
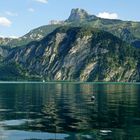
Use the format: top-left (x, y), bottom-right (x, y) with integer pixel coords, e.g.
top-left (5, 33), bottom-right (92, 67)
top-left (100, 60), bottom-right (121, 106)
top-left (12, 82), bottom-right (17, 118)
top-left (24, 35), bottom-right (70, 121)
top-left (0, 82), bottom-right (140, 140)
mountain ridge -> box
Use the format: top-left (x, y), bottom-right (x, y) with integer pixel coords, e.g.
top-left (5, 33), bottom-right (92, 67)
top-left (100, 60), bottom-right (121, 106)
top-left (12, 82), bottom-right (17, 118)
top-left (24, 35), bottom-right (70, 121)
top-left (0, 8), bottom-right (140, 48)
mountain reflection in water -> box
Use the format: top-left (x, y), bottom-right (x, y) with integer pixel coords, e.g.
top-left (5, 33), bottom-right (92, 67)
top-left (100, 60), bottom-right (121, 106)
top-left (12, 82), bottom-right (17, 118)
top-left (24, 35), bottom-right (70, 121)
top-left (0, 83), bottom-right (140, 140)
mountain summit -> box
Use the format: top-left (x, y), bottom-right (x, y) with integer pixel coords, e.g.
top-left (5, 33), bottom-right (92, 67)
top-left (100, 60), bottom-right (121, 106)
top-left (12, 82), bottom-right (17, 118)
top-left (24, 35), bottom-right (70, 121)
top-left (67, 8), bottom-right (96, 21)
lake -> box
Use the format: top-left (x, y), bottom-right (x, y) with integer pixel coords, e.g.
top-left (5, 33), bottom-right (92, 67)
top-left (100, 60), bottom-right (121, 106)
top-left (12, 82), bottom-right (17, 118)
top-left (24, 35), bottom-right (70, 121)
top-left (0, 82), bottom-right (140, 140)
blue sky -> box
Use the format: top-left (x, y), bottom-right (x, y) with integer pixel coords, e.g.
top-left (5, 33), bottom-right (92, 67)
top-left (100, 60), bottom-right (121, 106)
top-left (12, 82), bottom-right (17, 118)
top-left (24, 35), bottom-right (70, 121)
top-left (0, 0), bottom-right (140, 38)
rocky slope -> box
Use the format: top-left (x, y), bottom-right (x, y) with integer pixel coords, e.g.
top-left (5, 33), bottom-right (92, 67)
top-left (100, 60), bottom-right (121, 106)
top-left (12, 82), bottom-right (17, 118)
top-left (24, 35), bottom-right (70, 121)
top-left (4, 26), bottom-right (140, 82)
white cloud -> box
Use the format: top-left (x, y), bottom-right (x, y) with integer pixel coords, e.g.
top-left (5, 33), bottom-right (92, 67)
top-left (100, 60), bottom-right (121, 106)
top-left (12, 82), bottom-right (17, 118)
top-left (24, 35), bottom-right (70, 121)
top-left (0, 17), bottom-right (12, 27)
top-left (97, 12), bottom-right (118, 19)
top-left (28, 8), bottom-right (35, 12)
top-left (35, 0), bottom-right (48, 4)
top-left (5, 11), bottom-right (18, 17)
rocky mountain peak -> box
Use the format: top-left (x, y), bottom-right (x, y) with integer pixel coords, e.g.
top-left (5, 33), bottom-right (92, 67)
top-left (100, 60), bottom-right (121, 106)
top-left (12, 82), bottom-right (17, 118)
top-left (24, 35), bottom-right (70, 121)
top-left (68, 8), bottom-right (90, 21)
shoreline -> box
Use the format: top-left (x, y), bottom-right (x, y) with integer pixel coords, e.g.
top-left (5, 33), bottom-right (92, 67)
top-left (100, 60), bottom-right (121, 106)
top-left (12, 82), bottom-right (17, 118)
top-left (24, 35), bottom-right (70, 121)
top-left (0, 81), bottom-right (140, 85)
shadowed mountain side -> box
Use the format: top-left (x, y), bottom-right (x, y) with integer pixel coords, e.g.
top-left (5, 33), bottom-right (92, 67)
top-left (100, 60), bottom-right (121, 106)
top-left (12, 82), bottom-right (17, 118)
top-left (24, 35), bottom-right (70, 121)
top-left (3, 26), bottom-right (140, 82)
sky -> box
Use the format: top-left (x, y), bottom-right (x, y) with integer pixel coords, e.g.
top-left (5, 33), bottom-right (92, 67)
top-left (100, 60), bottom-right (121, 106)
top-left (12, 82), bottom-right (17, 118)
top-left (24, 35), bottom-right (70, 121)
top-left (0, 0), bottom-right (140, 38)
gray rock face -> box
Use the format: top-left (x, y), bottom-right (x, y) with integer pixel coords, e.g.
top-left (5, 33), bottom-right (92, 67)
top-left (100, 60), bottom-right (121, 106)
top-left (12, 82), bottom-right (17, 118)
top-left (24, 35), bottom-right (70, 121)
top-left (5, 27), bottom-right (140, 82)
top-left (0, 46), bottom-right (9, 61)
top-left (68, 8), bottom-right (91, 21)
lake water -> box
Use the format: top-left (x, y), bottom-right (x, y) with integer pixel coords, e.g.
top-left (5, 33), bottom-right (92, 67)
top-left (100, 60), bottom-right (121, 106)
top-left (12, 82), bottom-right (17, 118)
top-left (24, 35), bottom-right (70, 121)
top-left (0, 82), bottom-right (140, 140)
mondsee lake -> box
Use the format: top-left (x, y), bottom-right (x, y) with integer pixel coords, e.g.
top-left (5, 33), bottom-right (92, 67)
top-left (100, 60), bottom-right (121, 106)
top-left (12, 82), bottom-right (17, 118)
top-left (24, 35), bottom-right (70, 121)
top-left (0, 82), bottom-right (140, 140)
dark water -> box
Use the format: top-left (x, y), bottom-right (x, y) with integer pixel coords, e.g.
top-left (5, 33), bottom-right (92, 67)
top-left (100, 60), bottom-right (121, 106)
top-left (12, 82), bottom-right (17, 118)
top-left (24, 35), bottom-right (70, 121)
top-left (0, 82), bottom-right (140, 140)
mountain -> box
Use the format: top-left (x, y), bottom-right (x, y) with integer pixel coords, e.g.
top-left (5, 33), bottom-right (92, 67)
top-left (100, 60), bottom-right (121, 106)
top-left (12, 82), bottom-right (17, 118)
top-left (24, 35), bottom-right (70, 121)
top-left (0, 9), bottom-right (140, 81)
top-left (1, 8), bottom-right (140, 48)
top-left (3, 26), bottom-right (140, 82)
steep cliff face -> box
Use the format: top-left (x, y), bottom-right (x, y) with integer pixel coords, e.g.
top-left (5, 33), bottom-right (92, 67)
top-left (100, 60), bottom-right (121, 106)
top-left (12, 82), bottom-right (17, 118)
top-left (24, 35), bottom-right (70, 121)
top-left (67, 8), bottom-right (97, 21)
top-left (0, 46), bottom-right (10, 61)
top-left (68, 8), bottom-right (89, 21)
top-left (5, 27), bottom-right (140, 82)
